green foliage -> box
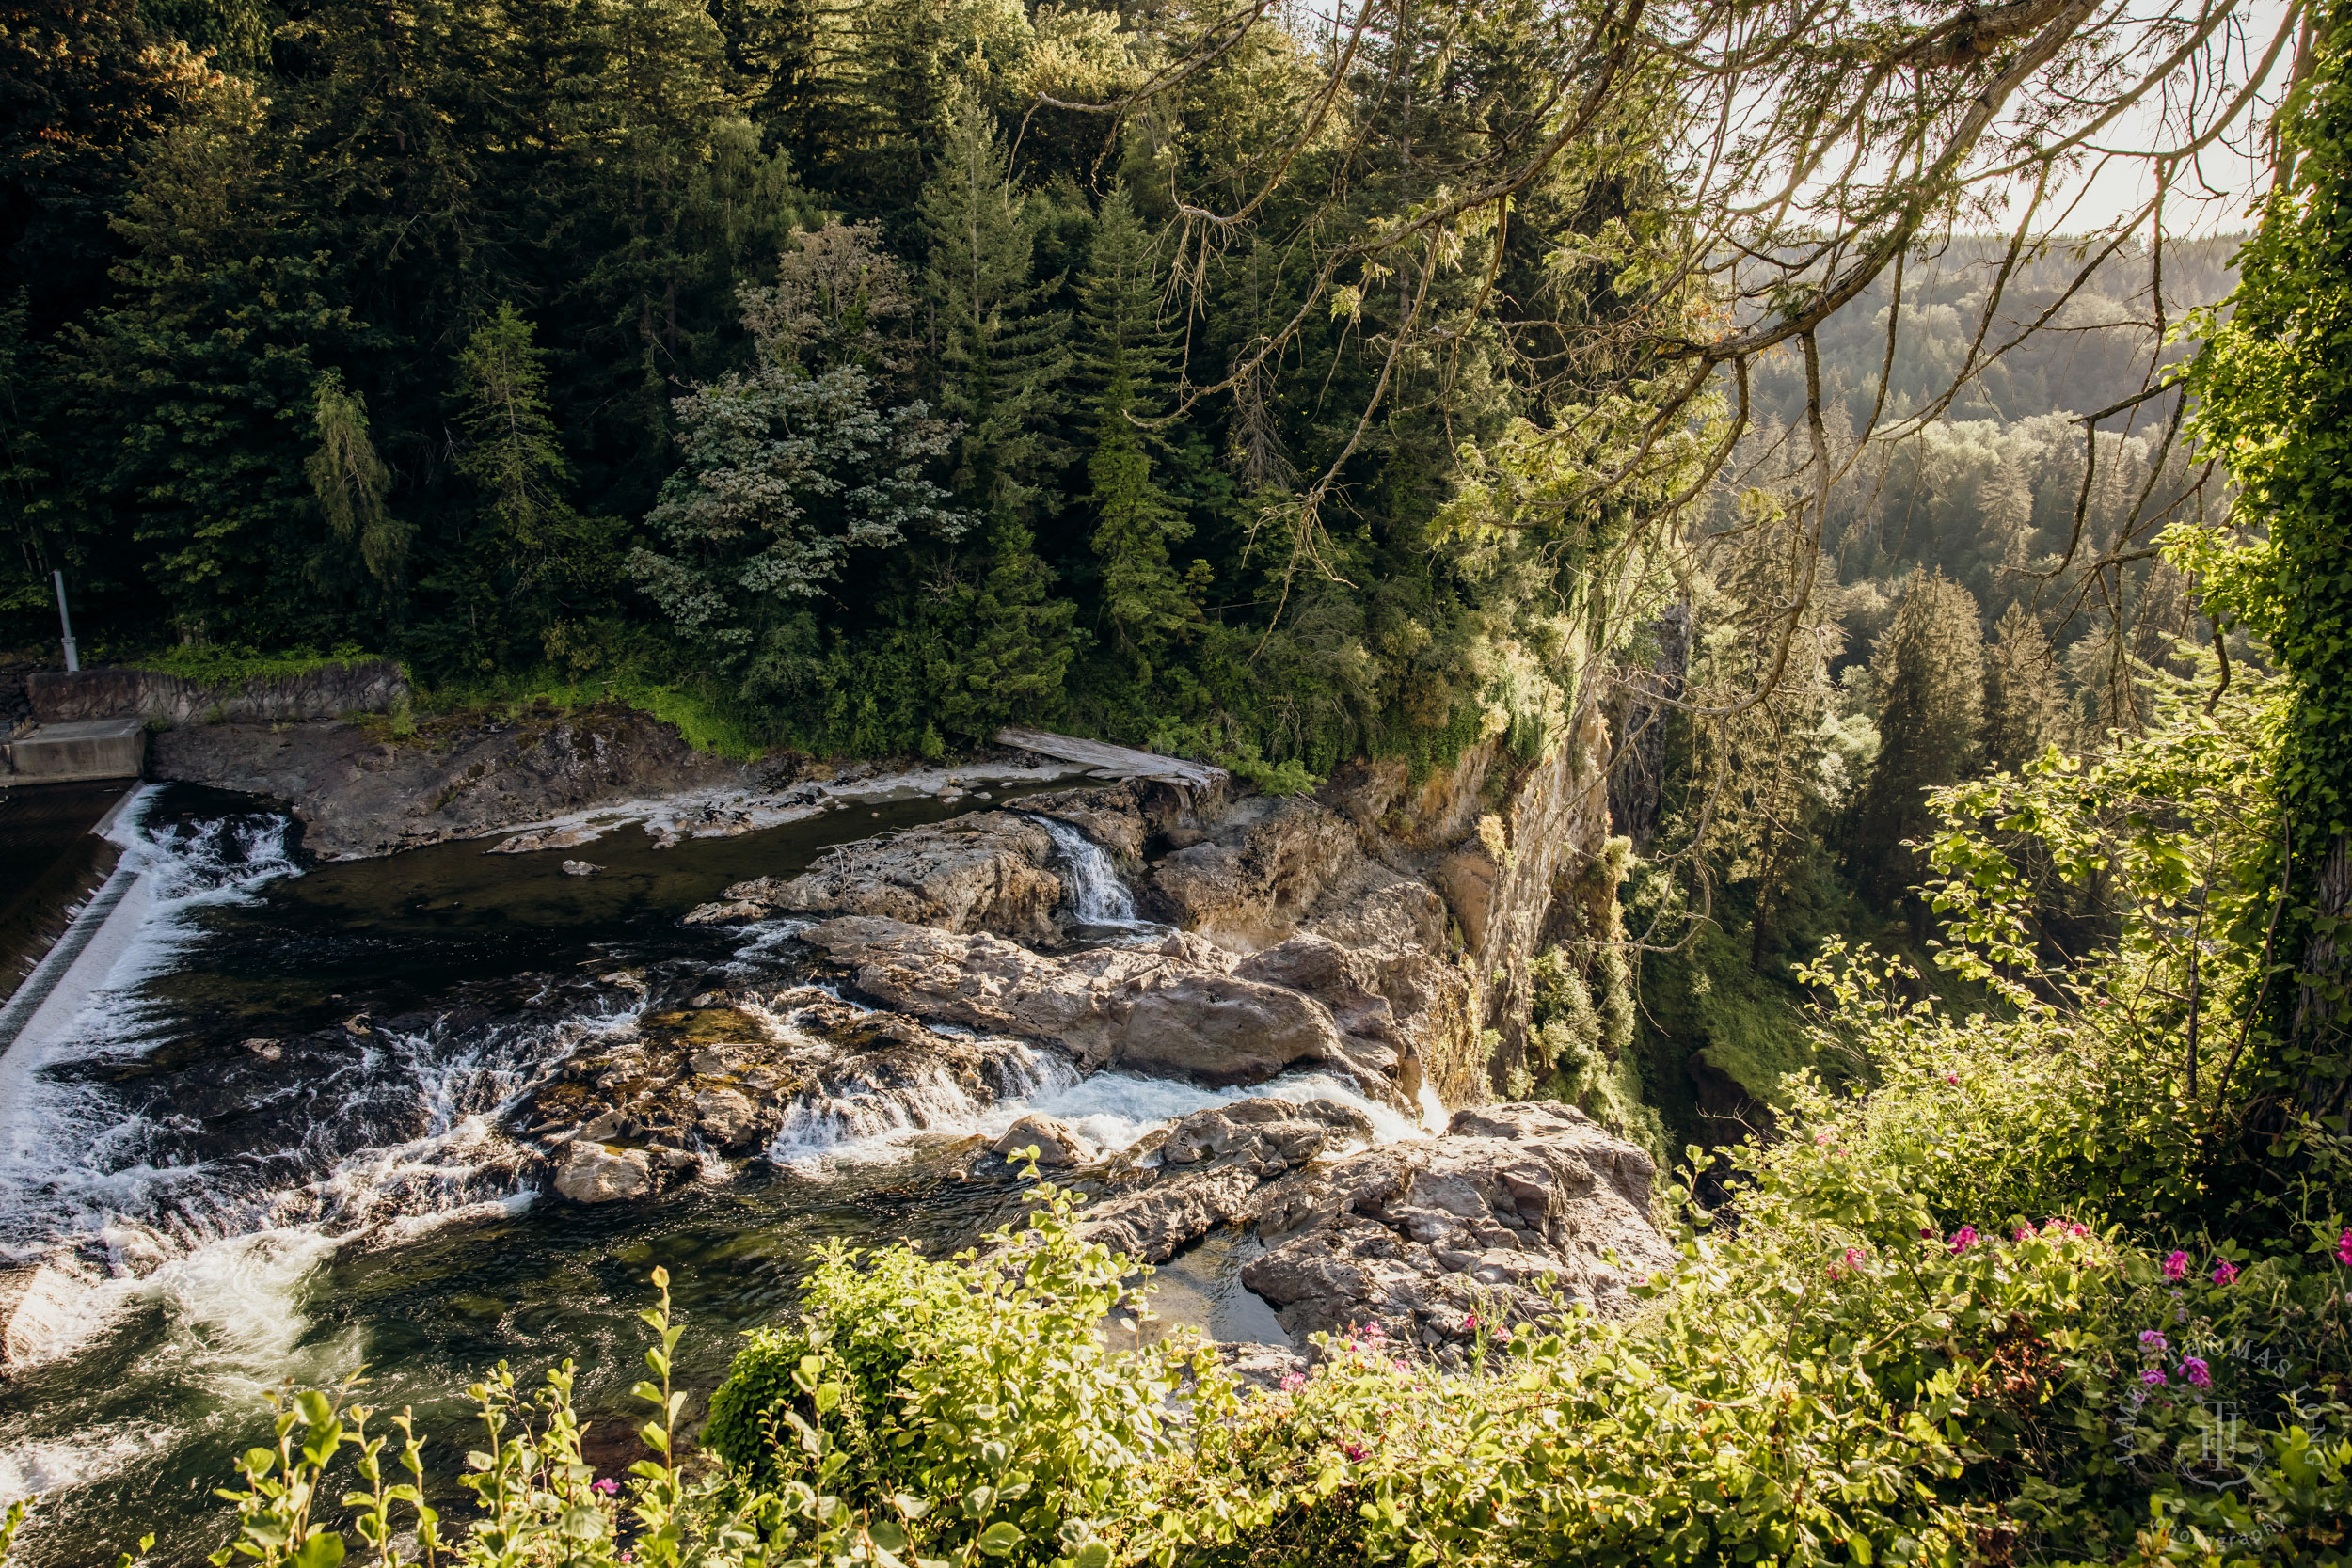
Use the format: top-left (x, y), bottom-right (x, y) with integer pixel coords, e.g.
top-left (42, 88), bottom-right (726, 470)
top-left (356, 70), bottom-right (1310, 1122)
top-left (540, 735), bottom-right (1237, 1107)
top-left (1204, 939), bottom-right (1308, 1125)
top-left (706, 1162), bottom-right (1197, 1566)
top-left (920, 96), bottom-right (1071, 528)
top-left (633, 224), bottom-right (965, 671)
top-left (938, 516), bottom-right (1077, 739)
top-left (1076, 190), bottom-right (1199, 674)
top-left (2182, 0), bottom-right (2352, 1137)
top-left (1851, 571), bottom-right (1987, 908)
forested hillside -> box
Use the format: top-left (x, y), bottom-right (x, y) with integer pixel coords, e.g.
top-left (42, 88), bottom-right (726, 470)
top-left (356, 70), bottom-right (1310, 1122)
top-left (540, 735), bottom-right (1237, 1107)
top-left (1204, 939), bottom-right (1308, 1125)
top-left (3, 0), bottom-right (1694, 777)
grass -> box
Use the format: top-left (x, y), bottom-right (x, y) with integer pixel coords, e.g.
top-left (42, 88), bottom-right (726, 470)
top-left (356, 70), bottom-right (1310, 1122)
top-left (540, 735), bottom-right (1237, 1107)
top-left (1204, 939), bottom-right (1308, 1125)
top-left (117, 643), bottom-right (403, 685)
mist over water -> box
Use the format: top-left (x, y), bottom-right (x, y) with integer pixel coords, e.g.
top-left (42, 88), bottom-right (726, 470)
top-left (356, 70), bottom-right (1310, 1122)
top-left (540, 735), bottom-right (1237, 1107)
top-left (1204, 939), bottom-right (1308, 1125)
top-left (0, 785), bottom-right (1399, 1566)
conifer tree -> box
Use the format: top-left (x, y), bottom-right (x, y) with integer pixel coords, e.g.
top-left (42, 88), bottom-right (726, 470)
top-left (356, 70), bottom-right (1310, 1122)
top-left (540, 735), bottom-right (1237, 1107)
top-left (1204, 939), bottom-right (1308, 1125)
top-left (453, 305), bottom-right (622, 657)
top-left (1077, 187), bottom-right (1197, 672)
top-left (1851, 570), bottom-right (1987, 906)
top-left (919, 94), bottom-right (1071, 526)
top-left (942, 514), bottom-right (1075, 737)
top-left (1979, 599), bottom-right (2072, 772)
top-left (305, 371), bottom-right (406, 591)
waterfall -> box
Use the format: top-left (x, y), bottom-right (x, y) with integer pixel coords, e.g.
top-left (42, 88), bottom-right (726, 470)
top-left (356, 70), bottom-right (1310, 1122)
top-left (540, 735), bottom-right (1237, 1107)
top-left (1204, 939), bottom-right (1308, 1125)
top-left (1028, 816), bottom-right (1147, 927)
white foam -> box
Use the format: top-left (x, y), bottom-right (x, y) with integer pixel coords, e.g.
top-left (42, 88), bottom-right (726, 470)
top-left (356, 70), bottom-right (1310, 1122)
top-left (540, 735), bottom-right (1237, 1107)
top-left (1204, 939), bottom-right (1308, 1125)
top-left (0, 1419), bottom-right (169, 1507)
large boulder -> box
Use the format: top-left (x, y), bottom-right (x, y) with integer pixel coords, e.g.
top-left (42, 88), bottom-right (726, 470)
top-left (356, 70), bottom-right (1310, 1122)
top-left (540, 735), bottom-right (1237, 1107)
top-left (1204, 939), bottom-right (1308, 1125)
top-left (1238, 1101), bottom-right (1673, 1364)
top-left (554, 1143), bottom-right (654, 1204)
top-left (799, 917), bottom-right (1375, 1089)
top-left (991, 1113), bottom-right (1095, 1167)
top-left (1147, 797), bottom-right (1364, 951)
top-left (688, 813), bottom-right (1064, 940)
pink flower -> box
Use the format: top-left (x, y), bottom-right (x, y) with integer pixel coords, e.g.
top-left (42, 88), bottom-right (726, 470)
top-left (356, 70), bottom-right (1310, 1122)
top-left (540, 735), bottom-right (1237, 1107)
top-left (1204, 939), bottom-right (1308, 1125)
top-left (1944, 1072), bottom-right (1960, 1085)
top-left (1814, 1132), bottom-right (1832, 1147)
top-left (2138, 1330), bottom-right (2168, 1352)
top-left (2180, 1357), bottom-right (2211, 1389)
top-left (1947, 1227), bottom-right (1978, 1254)
top-left (2337, 1227), bottom-right (2352, 1268)
top-left (2014, 1226), bottom-right (2035, 1243)
top-left (2141, 1368), bottom-right (2168, 1386)
top-left (1279, 1371), bottom-right (1307, 1394)
top-left (1343, 1441), bottom-right (1369, 1463)
top-left (2162, 1250), bottom-right (2189, 1282)
top-left (2211, 1259), bottom-right (2238, 1286)
top-left (1463, 1313), bottom-right (1479, 1332)
top-left (592, 1477), bottom-right (619, 1497)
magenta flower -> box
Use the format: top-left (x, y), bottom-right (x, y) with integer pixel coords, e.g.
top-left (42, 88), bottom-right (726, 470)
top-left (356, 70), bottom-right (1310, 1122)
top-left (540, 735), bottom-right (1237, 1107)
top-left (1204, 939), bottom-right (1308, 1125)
top-left (2014, 1226), bottom-right (2035, 1243)
top-left (2162, 1250), bottom-right (2190, 1282)
top-left (1463, 1313), bottom-right (1479, 1332)
top-left (1944, 1073), bottom-right (1960, 1085)
top-left (2337, 1227), bottom-right (2352, 1268)
top-left (2141, 1368), bottom-right (2168, 1386)
top-left (1947, 1226), bottom-right (1978, 1254)
top-left (2138, 1330), bottom-right (2168, 1352)
top-left (1343, 1441), bottom-right (1369, 1463)
top-left (2212, 1259), bottom-right (2239, 1286)
top-left (592, 1477), bottom-right (619, 1497)
top-left (2180, 1357), bottom-right (2212, 1389)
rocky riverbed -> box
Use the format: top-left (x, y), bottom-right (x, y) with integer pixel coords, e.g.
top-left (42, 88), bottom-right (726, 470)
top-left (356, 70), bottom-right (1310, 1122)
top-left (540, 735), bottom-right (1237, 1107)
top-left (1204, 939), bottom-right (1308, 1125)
top-left (489, 750), bottom-right (1669, 1361)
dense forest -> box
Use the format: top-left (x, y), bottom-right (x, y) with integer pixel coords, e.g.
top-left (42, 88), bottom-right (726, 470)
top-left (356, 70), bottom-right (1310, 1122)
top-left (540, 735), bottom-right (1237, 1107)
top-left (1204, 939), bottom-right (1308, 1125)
top-left (2, 0), bottom-right (1702, 779)
top-left (7, 0), bottom-right (2352, 1561)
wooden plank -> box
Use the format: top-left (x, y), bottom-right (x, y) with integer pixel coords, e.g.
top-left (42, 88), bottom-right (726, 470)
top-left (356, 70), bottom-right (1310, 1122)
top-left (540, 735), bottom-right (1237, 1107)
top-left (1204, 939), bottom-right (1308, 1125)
top-left (994, 727), bottom-right (1228, 789)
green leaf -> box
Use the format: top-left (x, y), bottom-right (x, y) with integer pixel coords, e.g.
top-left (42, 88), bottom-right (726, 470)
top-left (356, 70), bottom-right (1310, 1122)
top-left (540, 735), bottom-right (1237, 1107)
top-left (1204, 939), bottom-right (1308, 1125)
top-left (977, 1521), bottom-right (1024, 1556)
top-left (291, 1534), bottom-right (345, 1568)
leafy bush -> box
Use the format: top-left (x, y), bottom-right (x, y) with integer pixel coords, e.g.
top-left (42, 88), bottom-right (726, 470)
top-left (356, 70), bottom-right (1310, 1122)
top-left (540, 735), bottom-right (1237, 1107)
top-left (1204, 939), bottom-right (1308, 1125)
top-left (706, 1168), bottom-right (1198, 1567)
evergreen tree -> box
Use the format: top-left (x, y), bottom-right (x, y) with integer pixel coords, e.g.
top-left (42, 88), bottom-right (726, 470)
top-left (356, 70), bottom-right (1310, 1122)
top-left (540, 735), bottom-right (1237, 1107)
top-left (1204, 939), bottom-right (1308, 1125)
top-left (450, 305), bottom-right (622, 664)
top-left (942, 513), bottom-right (1074, 737)
top-left (305, 371), bottom-right (406, 594)
top-left (918, 94), bottom-right (1071, 526)
top-left (1851, 570), bottom-right (1987, 906)
top-left (1979, 600), bottom-right (2072, 772)
top-left (1076, 187), bottom-right (1198, 673)
top-left (58, 74), bottom-right (365, 644)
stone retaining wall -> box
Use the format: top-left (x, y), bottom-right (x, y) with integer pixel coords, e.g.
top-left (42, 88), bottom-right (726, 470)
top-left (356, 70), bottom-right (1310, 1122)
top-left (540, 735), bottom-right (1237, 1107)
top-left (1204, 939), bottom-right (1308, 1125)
top-left (26, 660), bottom-right (408, 727)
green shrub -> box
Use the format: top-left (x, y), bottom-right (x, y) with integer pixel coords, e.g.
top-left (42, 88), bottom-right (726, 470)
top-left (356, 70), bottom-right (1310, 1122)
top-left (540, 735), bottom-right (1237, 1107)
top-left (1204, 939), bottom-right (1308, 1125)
top-left (706, 1164), bottom-right (1200, 1567)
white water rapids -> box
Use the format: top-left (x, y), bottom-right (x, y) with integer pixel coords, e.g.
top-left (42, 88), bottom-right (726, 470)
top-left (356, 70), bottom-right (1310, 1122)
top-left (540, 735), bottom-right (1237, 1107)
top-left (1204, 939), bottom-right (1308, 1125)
top-left (0, 789), bottom-right (1423, 1554)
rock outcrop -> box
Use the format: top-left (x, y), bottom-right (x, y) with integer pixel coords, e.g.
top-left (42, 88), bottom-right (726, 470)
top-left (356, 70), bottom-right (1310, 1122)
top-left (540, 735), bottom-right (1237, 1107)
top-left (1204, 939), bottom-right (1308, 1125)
top-left (1076, 1097), bottom-right (1375, 1262)
top-left (797, 916), bottom-right (1388, 1092)
top-left (1066, 1100), bottom-right (1672, 1365)
top-left (515, 990), bottom-right (1060, 1202)
top-left (684, 813), bottom-right (1064, 940)
top-left (152, 707), bottom-right (758, 860)
top-left (1240, 1102), bottom-right (1671, 1360)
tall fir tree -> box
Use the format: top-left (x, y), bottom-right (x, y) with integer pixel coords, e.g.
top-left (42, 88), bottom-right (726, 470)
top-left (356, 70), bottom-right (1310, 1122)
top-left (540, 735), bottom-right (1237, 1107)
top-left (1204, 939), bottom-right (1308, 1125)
top-left (1076, 187), bottom-right (1199, 674)
top-left (918, 93), bottom-right (1071, 528)
top-left (1979, 599), bottom-right (2073, 772)
top-left (942, 515), bottom-right (1075, 737)
top-left (1851, 570), bottom-right (1987, 906)
top-left (447, 304), bottom-right (621, 668)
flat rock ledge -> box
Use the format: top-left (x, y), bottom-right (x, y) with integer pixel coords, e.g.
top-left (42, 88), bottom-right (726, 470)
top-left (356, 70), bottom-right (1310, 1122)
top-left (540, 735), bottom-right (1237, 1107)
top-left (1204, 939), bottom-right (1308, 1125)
top-left (1079, 1101), bottom-right (1672, 1368)
top-left (797, 915), bottom-right (1400, 1094)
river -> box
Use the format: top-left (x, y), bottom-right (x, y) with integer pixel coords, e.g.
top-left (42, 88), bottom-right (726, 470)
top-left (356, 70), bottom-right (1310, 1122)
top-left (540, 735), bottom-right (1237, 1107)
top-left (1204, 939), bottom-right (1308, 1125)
top-left (0, 784), bottom-right (1359, 1565)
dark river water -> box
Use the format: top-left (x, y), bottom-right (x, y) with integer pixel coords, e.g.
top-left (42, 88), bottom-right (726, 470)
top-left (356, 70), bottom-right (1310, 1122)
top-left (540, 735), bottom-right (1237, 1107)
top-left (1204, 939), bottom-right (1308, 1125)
top-left (0, 784), bottom-right (1359, 1565)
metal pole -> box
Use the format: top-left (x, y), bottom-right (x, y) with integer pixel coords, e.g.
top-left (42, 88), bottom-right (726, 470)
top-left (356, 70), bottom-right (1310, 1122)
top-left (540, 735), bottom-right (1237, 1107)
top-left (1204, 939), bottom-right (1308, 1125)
top-left (52, 569), bottom-right (78, 673)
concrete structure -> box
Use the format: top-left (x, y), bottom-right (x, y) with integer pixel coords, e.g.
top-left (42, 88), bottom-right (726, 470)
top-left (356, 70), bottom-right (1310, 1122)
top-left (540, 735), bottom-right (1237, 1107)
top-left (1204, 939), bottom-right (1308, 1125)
top-left (2, 718), bottom-right (147, 783)
top-left (27, 659), bottom-right (406, 728)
